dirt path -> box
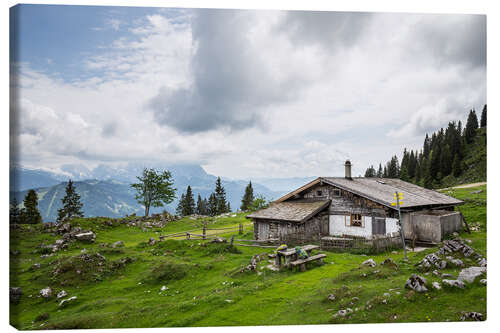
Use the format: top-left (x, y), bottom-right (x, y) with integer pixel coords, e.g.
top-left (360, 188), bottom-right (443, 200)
top-left (440, 182), bottom-right (486, 190)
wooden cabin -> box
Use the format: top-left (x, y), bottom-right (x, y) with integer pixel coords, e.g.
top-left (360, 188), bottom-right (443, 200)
top-left (247, 160), bottom-right (464, 244)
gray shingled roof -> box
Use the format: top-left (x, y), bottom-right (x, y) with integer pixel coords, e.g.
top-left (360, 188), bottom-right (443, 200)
top-left (320, 177), bottom-right (462, 209)
top-left (247, 200), bottom-right (330, 222)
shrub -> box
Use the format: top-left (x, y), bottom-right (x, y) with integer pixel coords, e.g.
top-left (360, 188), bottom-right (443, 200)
top-left (145, 261), bottom-right (188, 283)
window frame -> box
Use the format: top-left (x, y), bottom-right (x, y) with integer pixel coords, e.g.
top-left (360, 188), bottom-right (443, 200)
top-left (332, 188), bottom-right (341, 197)
top-left (350, 213), bottom-right (363, 227)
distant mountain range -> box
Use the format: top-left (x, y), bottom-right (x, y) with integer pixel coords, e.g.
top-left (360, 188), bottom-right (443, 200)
top-left (9, 164), bottom-right (314, 222)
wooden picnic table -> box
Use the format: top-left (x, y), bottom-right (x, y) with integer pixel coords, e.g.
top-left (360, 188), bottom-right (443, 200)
top-left (275, 244), bottom-right (319, 268)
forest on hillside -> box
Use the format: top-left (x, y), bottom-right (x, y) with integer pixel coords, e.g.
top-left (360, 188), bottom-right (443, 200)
top-left (365, 105), bottom-right (486, 189)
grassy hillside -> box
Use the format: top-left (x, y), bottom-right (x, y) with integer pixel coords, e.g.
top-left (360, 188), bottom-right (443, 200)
top-left (10, 185), bottom-right (486, 329)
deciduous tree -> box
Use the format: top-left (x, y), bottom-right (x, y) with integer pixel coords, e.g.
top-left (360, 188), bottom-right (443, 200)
top-left (131, 168), bottom-right (176, 217)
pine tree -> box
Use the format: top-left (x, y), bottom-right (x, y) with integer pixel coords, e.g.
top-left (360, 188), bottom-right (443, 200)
top-left (227, 202), bottom-right (231, 212)
top-left (182, 186), bottom-right (196, 216)
top-left (202, 198), bottom-right (208, 215)
top-left (208, 193), bottom-right (217, 216)
top-left (423, 134), bottom-right (430, 158)
top-left (364, 165), bottom-right (376, 177)
top-left (240, 181), bottom-right (254, 211)
top-left (22, 189), bottom-right (42, 224)
top-left (376, 163), bottom-right (383, 178)
top-left (480, 104), bottom-right (487, 128)
top-left (400, 165), bottom-right (409, 181)
top-left (464, 109), bottom-right (479, 144)
top-left (452, 154), bottom-right (462, 177)
top-left (176, 194), bottom-right (186, 216)
top-left (440, 144), bottom-right (452, 177)
top-left (214, 177), bottom-right (228, 214)
top-left (10, 197), bottom-right (22, 224)
top-left (196, 195), bottom-right (203, 215)
top-left (57, 180), bottom-right (84, 223)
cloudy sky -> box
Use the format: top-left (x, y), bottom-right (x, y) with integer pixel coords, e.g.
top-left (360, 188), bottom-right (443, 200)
top-left (10, 4), bottom-right (486, 179)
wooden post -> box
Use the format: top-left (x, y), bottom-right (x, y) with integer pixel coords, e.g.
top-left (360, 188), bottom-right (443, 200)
top-left (203, 223), bottom-right (207, 240)
top-left (186, 232), bottom-right (190, 240)
top-left (230, 235), bottom-right (234, 246)
top-left (457, 207), bottom-right (471, 234)
top-left (396, 191), bottom-right (408, 260)
top-left (239, 223), bottom-right (243, 235)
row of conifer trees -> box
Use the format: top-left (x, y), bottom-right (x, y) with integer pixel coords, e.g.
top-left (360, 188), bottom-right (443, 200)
top-left (10, 179), bottom-right (84, 224)
top-left (176, 178), bottom-right (259, 217)
top-left (364, 105), bottom-right (486, 188)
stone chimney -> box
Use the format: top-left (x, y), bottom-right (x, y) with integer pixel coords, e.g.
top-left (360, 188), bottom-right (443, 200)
top-left (344, 160), bottom-right (352, 180)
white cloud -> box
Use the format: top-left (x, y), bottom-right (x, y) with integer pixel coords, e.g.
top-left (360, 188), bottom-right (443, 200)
top-left (11, 9), bottom-right (486, 179)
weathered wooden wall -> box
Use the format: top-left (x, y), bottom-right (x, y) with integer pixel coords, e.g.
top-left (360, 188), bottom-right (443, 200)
top-left (253, 213), bottom-right (327, 240)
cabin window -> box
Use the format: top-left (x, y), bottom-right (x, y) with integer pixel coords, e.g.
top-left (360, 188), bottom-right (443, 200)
top-left (332, 188), bottom-right (341, 197)
top-left (350, 214), bottom-right (363, 227)
top-left (316, 190), bottom-right (323, 196)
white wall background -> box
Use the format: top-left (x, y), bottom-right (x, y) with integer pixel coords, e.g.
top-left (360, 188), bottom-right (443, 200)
top-left (329, 215), bottom-right (400, 238)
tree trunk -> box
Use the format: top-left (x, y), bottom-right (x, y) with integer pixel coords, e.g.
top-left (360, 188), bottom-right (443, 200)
top-left (145, 205), bottom-right (150, 217)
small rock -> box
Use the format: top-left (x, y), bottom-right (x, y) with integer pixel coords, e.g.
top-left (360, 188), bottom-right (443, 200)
top-left (362, 259), bottom-right (376, 267)
top-left (57, 290), bottom-right (68, 299)
top-left (148, 238), bottom-right (156, 246)
top-left (383, 293), bottom-right (390, 297)
top-left (161, 286), bottom-right (168, 291)
top-left (432, 282), bottom-right (441, 290)
top-left (59, 296), bottom-right (77, 307)
top-left (40, 287), bottom-right (52, 298)
top-left (112, 240), bottom-right (124, 248)
top-left (351, 297), bottom-right (359, 303)
top-left (442, 279), bottom-right (465, 289)
top-left (75, 231), bottom-right (96, 242)
top-left (225, 299), bottom-right (233, 303)
top-left (450, 259), bottom-right (465, 267)
top-left (32, 263), bottom-right (41, 270)
top-left (382, 299), bottom-right (387, 304)
top-left (480, 279), bottom-right (487, 285)
top-left (337, 308), bottom-right (353, 317)
top-left (328, 294), bottom-right (336, 301)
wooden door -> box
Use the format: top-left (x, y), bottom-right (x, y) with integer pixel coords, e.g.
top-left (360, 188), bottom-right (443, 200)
top-left (372, 217), bottom-right (386, 235)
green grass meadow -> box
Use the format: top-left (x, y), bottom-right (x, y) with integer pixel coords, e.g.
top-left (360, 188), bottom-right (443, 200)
top-left (9, 185), bottom-right (486, 329)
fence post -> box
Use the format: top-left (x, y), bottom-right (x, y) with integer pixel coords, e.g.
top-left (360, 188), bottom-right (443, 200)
top-left (186, 232), bottom-right (190, 240)
top-left (203, 223), bottom-right (207, 240)
top-left (239, 223), bottom-right (243, 235)
top-left (230, 235), bottom-right (234, 246)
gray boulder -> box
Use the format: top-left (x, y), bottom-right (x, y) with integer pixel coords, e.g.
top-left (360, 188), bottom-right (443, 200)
top-left (432, 282), bottom-right (441, 290)
top-left (57, 290), bottom-right (68, 299)
top-left (362, 259), bottom-right (376, 267)
top-left (75, 231), bottom-right (96, 242)
top-left (457, 266), bottom-right (486, 283)
top-left (405, 274), bottom-right (428, 292)
top-left (442, 279), bottom-right (465, 289)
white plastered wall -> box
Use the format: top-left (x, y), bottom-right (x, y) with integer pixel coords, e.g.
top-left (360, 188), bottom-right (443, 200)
top-left (329, 215), bottom-right (400, 238)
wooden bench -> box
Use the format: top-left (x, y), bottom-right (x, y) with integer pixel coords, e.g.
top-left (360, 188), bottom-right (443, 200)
top-left (290, 254), bottom-right (327, 272)
top-left (275, 245), bottom-right (320, 268)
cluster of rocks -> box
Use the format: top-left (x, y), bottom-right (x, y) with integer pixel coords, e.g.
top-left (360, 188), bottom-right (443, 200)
top-left (237, 254), bottom-right (263, 273)
top-left (461, 311), bottom-right (484, 321)
top-left (118, 212), bottom-right (179, 229)
top-left (39, 223), bottom-right (97, 254)
top-left (36, 287), bottom-right (78, 307)
top-left (407, 239), bottom-right (486, 292)
top-left (416, 239), bottom-right (486, 271)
